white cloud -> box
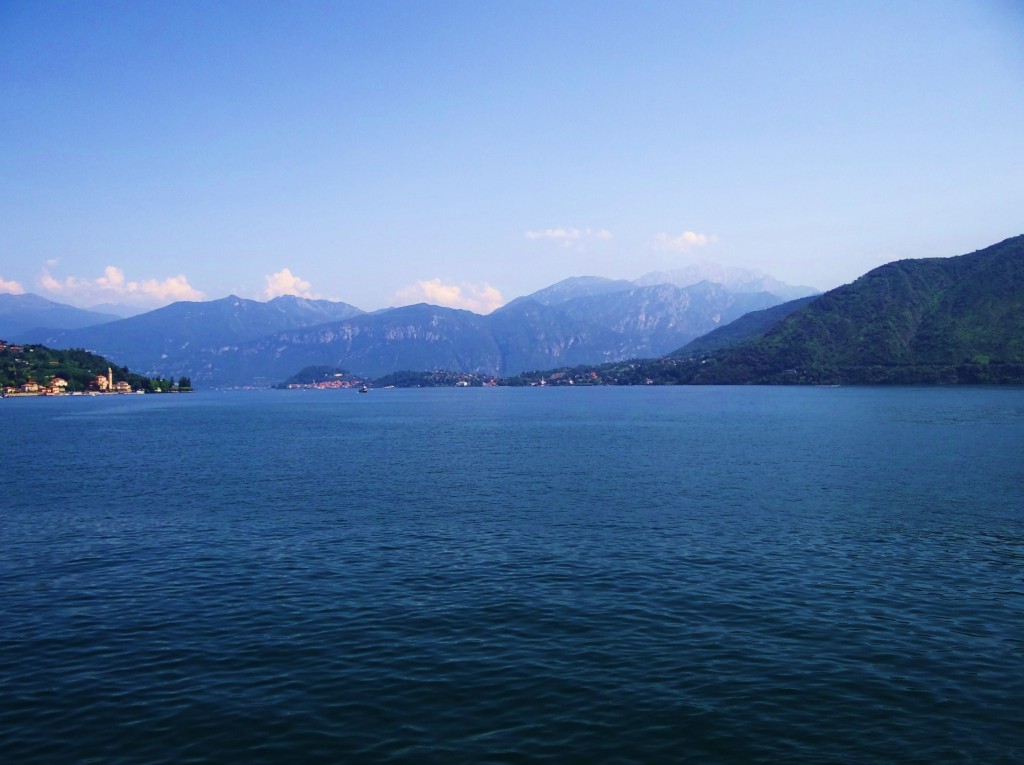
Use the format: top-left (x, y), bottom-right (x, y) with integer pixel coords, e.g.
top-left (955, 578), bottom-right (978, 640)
top-left (39, 265), bottom-right (204, 307)
top-left (653, 231), bottom-right (717, 253)
top-left (394, 279), bottom-right (505, 314)
top-left (525, 227), bottom-right (614, 250)
top-left (263, 268), bottom-right (318, 299)
top-left (0, 276), bottom-right (25, 294)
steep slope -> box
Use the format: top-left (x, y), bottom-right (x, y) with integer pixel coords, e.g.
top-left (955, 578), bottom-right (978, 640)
top-left (673, 295), bottom-right (819, 356)
top-left (0, 293), bottom-right (118, 337)
top-left (692, 236), bottom-right (1024, 384)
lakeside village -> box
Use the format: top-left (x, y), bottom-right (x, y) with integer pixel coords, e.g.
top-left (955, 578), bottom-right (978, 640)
top-left (284, 375), bottom-right (494, 390)
top-left (0, 340), bottom-right (190, 397)
top-left (279, 365), bottom-right (662, 389)
top-left (277, 367), bottom-right (499, 390)
top-left (5, 365), bottom-right (136, 397)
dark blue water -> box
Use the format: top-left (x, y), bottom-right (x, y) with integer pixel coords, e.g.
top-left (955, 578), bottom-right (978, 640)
top-left (2, 387), bottom-right (1022, 763)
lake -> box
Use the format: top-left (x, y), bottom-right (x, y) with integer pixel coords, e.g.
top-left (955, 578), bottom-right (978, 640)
top-left (1, 386), bottom-right (1022, 763)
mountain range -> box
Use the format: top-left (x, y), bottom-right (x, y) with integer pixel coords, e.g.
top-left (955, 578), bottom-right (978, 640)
top-left (494, 236), bottom-right (1024, 387)
top-left (8, 237), bottom-right (1022, 387)
top-left (7, 237), bottom-right (1022, 386)
top-left (9, 264), bottom-right (814, 385)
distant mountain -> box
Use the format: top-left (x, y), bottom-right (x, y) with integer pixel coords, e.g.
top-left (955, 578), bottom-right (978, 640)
top-left (500, 279), bottom-right (788, 367)
top-left (689, 235), bottom-right (1024, 384)
top-left (519, 265), bottom-right (817, 306)
top-left (0, 293), bottom-right (118, 338)
top-left (87, 302), bottom-right (146, 318)
top-left (19, 294), bottom-right (365, 379)
top-left (8, 263), bottom-right (809, 385)
top-left (181, 300), bottom-right (631, 386)
top-left (634, 261), bottom-right (818, 300)
top-left (485, 299), bottom-right (631, 372)
top-left (512, 276), bottom-right (634, 306)
top-left (187, 300), bottom-right (641, 385)
top-left (547, 282), bottom-right (783, 358)
top-left (186, 284), bottom-right (788, 386)
top-left (191, 304), bottom-right (502, 384)
top-left (673, 295), bottom-right (819, 356)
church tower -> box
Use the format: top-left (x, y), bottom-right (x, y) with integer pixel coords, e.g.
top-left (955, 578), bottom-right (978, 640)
top-left (108, 367), bottom-right (113, 390)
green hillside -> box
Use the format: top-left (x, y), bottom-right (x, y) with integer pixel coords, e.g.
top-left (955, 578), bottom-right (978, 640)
top-left (673, 295), bottom-right (818, 356)
top-left (691, 236), bottom-right (1024, 384)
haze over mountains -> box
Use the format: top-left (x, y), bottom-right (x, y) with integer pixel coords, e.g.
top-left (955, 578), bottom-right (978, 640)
top-left (633, 262), bottom-right (817, 300)
top-left (7, 264), bottom-right (814, 385)
top-left (0, 293), bottom-right (119, 338)
top-left (5, 238), bottom-right (1022, 386)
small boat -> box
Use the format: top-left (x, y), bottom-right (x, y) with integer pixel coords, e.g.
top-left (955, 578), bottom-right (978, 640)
top-left (359, 385), bottom-right (369, 393)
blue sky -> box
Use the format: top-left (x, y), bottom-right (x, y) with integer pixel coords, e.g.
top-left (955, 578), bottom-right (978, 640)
top-left (2, 0), bottom-right (1022, 312)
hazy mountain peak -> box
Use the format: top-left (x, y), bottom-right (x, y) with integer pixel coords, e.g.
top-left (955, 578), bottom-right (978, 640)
top-left (86, 302), bottom-right (146, 319)
top-left (266, 294), bottom-right (363, 314)
top-left (0, 292), bottom-right (119, 338)
top-left (513, 275), bottom-right (635, 307)
top-left (633, 261), bottom-right (818, 300)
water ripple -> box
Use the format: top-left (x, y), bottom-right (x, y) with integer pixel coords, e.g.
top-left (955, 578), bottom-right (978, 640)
top-left (2, 388), bottom-right (1023, 763)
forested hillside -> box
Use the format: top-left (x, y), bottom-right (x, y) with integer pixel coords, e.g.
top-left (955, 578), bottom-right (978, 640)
top-left (689, 235), bottom-right (1024, 384)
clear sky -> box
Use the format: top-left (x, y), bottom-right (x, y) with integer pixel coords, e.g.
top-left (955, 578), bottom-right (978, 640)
top-left (2, 0), bottom-right (1023, 312)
